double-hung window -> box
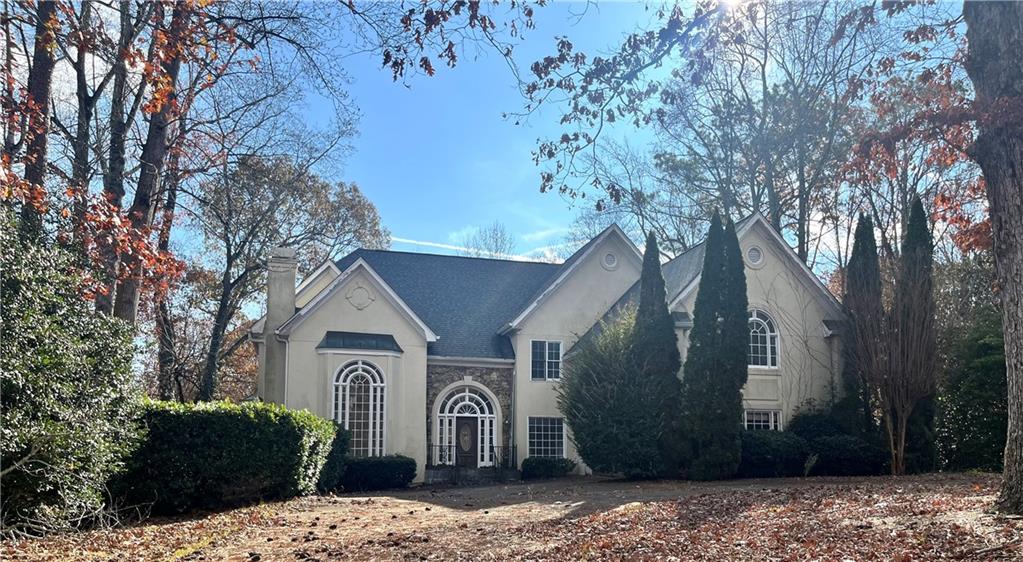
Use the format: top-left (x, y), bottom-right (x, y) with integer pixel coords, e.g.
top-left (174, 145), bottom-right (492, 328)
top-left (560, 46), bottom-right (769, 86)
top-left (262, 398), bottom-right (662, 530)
top-left (743, 409), bottom-right (782, 431)
top-left (530, 340), bottom-right (561, 380)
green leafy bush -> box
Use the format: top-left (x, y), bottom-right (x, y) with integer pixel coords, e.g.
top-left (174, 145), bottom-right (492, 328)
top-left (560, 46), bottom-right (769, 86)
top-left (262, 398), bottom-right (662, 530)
top-left (557, 310), bottom-right (670, 479)
top-left (809, 435), bottom-right (888, 476)
top-left (317, 430), bottom-right (352, 492)
top-left (787, 407), bottom-right (847, 442)
top-left (115, 400), bottom-right (336, 513)
top-left (737, 431), bottom-right (810, 478)
top-left (521, 457), bottom-right (578, 480)
top-left (937, 312), bottom-right (1006, 472)
top-left (1, 215), bottom-right (141, 535)
top-left (339, 455), bottom-right (416, 491)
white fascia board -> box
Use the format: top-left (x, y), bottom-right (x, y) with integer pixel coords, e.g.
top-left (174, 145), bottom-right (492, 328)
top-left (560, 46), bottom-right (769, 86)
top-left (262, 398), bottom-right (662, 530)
top-left (275, 258), bottom-right (438, 342)
top-left (504, 224), bottom-right (642, 331)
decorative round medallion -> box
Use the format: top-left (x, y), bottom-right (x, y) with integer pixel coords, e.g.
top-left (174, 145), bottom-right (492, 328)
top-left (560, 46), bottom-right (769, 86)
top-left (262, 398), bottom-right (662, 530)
top-left (345, 284), bottom-right (375, 310)
top-left (746, 246), bottom-right (765, 267)
top-left (601, 252), bottom-right (619, 271)
top-left (458, 425), bottom-right (472, 452)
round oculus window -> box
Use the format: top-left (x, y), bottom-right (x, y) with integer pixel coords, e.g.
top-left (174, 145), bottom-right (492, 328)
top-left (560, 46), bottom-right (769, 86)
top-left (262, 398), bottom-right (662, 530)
top-left (746, 246), bottom-right (764, 266)
top-left (602, 252), bottom-right (619, 270)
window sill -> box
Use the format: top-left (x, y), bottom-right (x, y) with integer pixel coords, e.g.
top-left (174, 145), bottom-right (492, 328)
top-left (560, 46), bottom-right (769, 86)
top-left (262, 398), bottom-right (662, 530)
top-left (747, 367), bottom-right (780, 375)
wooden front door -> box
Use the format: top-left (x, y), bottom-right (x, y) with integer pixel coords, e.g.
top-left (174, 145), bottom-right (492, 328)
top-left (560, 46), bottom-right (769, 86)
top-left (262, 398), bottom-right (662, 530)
top-left (455, 416), bottom-right (478, 468)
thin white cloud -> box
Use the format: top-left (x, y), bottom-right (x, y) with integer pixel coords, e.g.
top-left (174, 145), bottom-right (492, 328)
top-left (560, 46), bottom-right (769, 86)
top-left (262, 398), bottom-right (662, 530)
top-left (391, 236), bottom-right (546, 262)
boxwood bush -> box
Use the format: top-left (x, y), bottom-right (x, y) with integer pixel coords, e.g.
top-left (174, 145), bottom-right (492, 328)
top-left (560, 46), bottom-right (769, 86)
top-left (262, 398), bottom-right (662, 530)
top-left (809, 435), bottom-right (888, 476)
top-left (339, 455), bottom-right (417, 491)
top-left (521, 457), bottom-right (577, 480)
top-left (737, 431), bottom-right (810, 478)
top-left (114, 400), bottom-right (337, 513)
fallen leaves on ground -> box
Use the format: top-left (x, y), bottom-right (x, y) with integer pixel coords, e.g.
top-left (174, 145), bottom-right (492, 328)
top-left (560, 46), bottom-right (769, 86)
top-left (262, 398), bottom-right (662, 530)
top-left (3, 474), bottom-right (1019, 561)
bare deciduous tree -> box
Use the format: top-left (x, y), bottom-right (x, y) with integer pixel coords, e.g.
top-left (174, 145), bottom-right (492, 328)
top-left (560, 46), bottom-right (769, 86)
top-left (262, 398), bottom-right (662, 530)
top-left (459, 221), bottom-right (516, 259)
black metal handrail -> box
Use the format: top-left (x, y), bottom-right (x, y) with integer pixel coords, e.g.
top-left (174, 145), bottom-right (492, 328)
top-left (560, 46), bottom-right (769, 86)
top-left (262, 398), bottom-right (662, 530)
top-left (427, 443), bottom-right (517, 469)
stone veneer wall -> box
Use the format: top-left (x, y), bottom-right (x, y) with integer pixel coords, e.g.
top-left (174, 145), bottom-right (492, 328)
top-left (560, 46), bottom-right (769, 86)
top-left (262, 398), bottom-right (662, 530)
top-left (425, 364), bottom-right (514, 453)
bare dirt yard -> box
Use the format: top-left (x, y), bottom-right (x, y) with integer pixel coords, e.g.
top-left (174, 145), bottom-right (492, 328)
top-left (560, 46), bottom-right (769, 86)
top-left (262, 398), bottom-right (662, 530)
top-left (4, 473), bottom-right (1021, 561)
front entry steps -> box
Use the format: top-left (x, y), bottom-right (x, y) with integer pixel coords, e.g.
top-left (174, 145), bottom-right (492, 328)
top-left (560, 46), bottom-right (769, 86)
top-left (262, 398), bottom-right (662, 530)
top-left (424, 466), bottom-right (521, 485)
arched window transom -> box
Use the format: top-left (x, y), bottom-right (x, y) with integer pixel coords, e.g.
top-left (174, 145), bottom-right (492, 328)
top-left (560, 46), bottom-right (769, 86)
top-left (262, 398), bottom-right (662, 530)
top-left (436, 386), bottom-right (497, 467)
top-left (748, 309), bottom-right (779, 368)
top-left (333, 360), bottom-right (385, 457)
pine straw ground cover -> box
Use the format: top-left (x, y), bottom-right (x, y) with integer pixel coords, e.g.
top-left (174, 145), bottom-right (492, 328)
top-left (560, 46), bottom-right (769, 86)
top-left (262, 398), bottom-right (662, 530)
top-left (3, 473), bottom-right (1020, 561)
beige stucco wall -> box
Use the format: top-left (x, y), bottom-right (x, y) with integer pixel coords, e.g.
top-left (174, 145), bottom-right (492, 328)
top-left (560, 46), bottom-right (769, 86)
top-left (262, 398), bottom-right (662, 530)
top-left (673, 220), bottom-right (843, 429)
top-left (509, 232), bottom-right (643, 473)
top-left (283, 268), bottom-right (429, 481)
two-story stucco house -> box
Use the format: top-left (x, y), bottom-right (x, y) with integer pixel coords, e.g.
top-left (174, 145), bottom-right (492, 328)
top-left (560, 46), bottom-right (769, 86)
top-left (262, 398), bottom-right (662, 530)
top-left (250, 213), bottom-right (845, 481)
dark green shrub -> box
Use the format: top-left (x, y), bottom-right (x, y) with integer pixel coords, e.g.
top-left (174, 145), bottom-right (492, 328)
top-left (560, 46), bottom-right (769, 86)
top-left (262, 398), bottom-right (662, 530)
top-left (115, 400), bottom-right (336, 513)
top-left (809, 435), bottom-right (888, 476)
top-left (521, 457), bottom-right (578, 480)
top-left (632, 232), bottom-right (685, 475)
top-left (317, 429), bottom-right (351, 492)
top-left (681, 214), bottom-right (749, 481)
top-left (787, 407), bottom-right (846, 442)
top-left (557, 310), bottom-right (669, 479)
top-left (937, 312), bottom-right (1006, 472)
top-left (339, 455), bottom-right (416, 491)
top-left (737, 431), bottom-right (810, 478)
top-left (1, 214), bottom-right (142, 535)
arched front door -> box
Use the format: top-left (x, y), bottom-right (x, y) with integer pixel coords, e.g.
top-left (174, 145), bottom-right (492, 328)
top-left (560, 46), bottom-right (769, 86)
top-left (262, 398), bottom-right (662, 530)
top-left (435, 384), bottom-right (499, 468)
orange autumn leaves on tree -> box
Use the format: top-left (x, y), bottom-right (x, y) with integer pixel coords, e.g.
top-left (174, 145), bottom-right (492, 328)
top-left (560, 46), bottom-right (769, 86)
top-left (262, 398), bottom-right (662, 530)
top-left (846, 49), bottom-right (990, 254)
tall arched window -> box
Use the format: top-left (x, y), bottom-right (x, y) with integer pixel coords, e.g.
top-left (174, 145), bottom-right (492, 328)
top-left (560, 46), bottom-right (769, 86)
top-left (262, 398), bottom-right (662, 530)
top-left (333, 360), bottom-right (385, 457)
top-left (748, 309), bottom-right (779, 368)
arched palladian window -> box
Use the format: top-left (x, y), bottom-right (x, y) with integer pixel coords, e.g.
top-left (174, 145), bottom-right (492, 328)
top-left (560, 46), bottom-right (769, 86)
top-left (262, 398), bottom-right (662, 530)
top-left (748, 309), bottom-right (779, 368)
top-left (333, 360), bottom-right (385, 457)
top-left (436, 386), bottom-right (497, 467)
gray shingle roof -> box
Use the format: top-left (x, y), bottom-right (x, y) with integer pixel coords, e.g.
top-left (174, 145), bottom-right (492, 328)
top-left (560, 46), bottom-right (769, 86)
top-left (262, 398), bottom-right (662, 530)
top-left (335, 250), bottom-right (561, 359)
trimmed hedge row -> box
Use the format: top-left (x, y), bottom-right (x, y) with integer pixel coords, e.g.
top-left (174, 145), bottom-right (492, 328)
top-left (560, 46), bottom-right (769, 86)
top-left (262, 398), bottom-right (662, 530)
top-left (114, 400), bottom-right (344, 513)
top-left (521, 457), bottom-right (577, 480)
top-left (339, 455), bottom-right (417, 491)
top-left (738, 430), bottom-right (888, 478)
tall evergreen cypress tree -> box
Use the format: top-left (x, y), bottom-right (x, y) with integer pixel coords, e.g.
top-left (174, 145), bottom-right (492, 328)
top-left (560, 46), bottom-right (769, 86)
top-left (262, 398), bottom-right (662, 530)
top-left (633, 231), bottom-right (684, 474)
top-left (839, 214), bottom-right (882, 437)
top-left (890, 196), bottom-right (937, 474)
top-left (681, 212), bottom-right (749, 480)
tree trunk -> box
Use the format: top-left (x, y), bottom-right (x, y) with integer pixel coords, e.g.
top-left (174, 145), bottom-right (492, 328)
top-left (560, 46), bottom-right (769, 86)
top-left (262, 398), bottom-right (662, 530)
top-left (112, 1), bottom-right (190, 324)
top-left (962, 0), bottom-right (1023, 514)
top-left (198, 276), bottom-right (238, 401)
top-left (70, 0), bottom-right (99, 246)
top-left (96, 1), bottom-right (134, 315)
top-left (155, 121), bottom-right (184, 401)
top-left (797, 142), bottom-right (808, 263)
top-left (18, 0), bottom-right (58, 241)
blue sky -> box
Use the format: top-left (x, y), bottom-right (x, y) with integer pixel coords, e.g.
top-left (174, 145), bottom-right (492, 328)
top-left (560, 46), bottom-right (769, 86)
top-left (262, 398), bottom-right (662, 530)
top-left (316, 2), bottom-right (656, 260)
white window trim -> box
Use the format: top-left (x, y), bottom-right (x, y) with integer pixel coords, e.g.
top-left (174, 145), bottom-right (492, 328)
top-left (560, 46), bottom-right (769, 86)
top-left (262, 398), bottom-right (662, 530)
top-left (748, 309), bottom-right (780, 370)
top-left (743, 409), bottom-right (783, 431)
top-left (529, 339), bottom-right (563, 381)
top-left (433, 383), bottom-right (501, 468)
top-left (331, 359), bottom-right (387, 457)
top-left (527, 416), bottom-right (566, 458)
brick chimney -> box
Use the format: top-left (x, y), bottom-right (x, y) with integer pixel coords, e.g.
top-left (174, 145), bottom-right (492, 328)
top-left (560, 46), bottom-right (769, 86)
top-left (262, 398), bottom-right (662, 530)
top-left (261, 247), bottom-right (297, 404)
